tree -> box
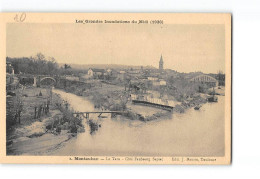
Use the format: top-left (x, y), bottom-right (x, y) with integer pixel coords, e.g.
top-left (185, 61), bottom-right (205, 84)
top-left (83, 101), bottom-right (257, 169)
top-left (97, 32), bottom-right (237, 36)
top-left (64, 64), bottom-right (71, 70)
top-left (35, 53), bottom-right (46, 61)
top-left (217, 70), bottom-right (225, 86)
top-left (6, 53), bottom-right (59, 75)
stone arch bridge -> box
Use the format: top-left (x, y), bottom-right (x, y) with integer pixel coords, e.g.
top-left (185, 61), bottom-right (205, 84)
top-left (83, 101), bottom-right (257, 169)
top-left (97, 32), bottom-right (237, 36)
top-left (20, 74), bottom-right (85, 88)
top-left (33, 75), bottom-right (58, 87)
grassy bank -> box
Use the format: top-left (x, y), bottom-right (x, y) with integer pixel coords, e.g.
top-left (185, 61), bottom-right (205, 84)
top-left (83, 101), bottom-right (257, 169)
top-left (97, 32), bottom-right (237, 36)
top-left (6, 87), bottom-right (84, 155)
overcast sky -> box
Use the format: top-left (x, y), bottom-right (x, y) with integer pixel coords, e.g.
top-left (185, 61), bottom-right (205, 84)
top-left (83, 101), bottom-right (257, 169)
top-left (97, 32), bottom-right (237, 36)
top-left (7, 23), bottom-right (225, 73)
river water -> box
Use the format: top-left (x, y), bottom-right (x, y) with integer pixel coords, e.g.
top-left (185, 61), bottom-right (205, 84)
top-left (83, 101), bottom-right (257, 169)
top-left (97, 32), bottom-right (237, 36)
top-left (50, 89), bottom-right (225, 157)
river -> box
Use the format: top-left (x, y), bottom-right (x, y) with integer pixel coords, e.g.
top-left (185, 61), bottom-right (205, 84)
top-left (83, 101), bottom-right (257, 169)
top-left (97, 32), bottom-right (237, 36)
top-left (50, 89), bottom-right (225, 157)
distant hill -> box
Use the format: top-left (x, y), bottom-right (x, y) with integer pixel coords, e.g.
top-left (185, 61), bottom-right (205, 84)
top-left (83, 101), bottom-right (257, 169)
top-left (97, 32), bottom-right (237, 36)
top-left (58, 63), bottom-right (157, 70)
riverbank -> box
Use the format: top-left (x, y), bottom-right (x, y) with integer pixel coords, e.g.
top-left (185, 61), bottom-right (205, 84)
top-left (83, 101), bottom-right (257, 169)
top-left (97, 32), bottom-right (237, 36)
top-left (57, 81), bottom-right (214, 121)
top-left (6, 87), bottom-right (84, 155)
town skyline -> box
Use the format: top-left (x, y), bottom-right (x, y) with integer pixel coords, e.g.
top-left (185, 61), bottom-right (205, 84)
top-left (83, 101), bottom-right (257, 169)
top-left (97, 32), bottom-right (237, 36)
top-left (7, 23), bottom-right (225, 74)
top-left (6, 54), bottom-right (224, 75)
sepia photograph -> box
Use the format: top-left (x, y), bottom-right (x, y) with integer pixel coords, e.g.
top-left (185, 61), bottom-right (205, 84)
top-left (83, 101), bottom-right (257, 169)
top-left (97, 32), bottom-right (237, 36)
top-left (1, 13), bottom-right (231, 164)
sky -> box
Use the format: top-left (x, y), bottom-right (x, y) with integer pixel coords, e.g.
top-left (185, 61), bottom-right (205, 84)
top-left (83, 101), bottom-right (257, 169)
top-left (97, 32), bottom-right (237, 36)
top-left (6, 23), bottom-right (225, 73)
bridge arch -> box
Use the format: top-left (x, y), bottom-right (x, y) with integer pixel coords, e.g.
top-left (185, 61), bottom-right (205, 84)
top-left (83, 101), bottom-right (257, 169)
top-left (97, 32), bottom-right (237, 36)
top-left (190, 75), bottom-right (218, 87)
top-left (190, 75), bottom-right (217, 82)
top-left (39, 77), bottom-right (56, 86)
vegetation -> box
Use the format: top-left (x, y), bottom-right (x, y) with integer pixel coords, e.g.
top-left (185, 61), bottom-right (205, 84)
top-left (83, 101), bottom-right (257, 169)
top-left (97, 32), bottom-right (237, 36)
top-left (6, 53), bottom-right (85, 76)
top-left (166, 76), bottom-right (200, 102)
top-left (6, 53), bottom-right (59, 75)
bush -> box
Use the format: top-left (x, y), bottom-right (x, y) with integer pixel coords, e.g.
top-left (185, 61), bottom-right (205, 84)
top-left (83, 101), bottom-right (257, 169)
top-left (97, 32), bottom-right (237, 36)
top-left (69, 124), bottom-right (78, 133)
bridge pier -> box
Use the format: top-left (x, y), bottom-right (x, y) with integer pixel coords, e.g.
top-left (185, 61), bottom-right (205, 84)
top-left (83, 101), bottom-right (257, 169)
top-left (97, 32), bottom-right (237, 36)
top-left (98, 113), bottom-right (103, 117)
top-left (33, 76), bottom-right (37, 87)
top-left (72, 111), bottom-right (126, 119)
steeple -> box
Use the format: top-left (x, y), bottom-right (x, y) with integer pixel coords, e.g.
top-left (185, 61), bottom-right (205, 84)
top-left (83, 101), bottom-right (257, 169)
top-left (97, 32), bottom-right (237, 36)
top-left (159, 54), bottom-right (163, 71)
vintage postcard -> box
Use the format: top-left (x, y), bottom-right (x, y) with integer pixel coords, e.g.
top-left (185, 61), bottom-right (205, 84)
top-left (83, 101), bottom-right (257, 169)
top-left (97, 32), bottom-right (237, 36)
top-left (0, 13), bottom-right (231, 164)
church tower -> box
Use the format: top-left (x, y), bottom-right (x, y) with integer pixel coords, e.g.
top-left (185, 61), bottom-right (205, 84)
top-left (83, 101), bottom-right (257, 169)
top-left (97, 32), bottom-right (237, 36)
top-left (159, 54), bottom-right (164, 71)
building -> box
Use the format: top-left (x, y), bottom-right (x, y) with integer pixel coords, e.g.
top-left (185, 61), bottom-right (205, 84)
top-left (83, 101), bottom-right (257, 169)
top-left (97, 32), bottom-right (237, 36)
top-left (106, 69), bottom-right (112, 75)
top-left (6, 62), bottom-right (14, 74)
top-left (65, 75), bottom-right (80, 81)
top-left (6, 62), bottom-right (19, 91)
top-left (148, 77), bottom-right (159, 81)
top-left (87, 68), bottom-right (105, 79)
top-left (6, 62), bottom-right (15, 89)
top-left (152, 81), bottom-right (160, 86)
top-left (152, 80), bottom-right (167, 87)
top-left (159, 80), bottom-right (167, 86)
top-left (117, 71), bottom-right (127, 81)
top-left (159, 54), bottom-right (164, 71)
top-left (128, 70), bottom-right (142, 79)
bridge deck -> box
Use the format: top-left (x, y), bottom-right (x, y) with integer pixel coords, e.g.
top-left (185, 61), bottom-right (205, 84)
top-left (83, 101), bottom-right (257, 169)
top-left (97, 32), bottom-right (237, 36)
top-left (72, 111), bottom-right (127, 114)
top-left (132, 100), bottom-right (173, 111)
